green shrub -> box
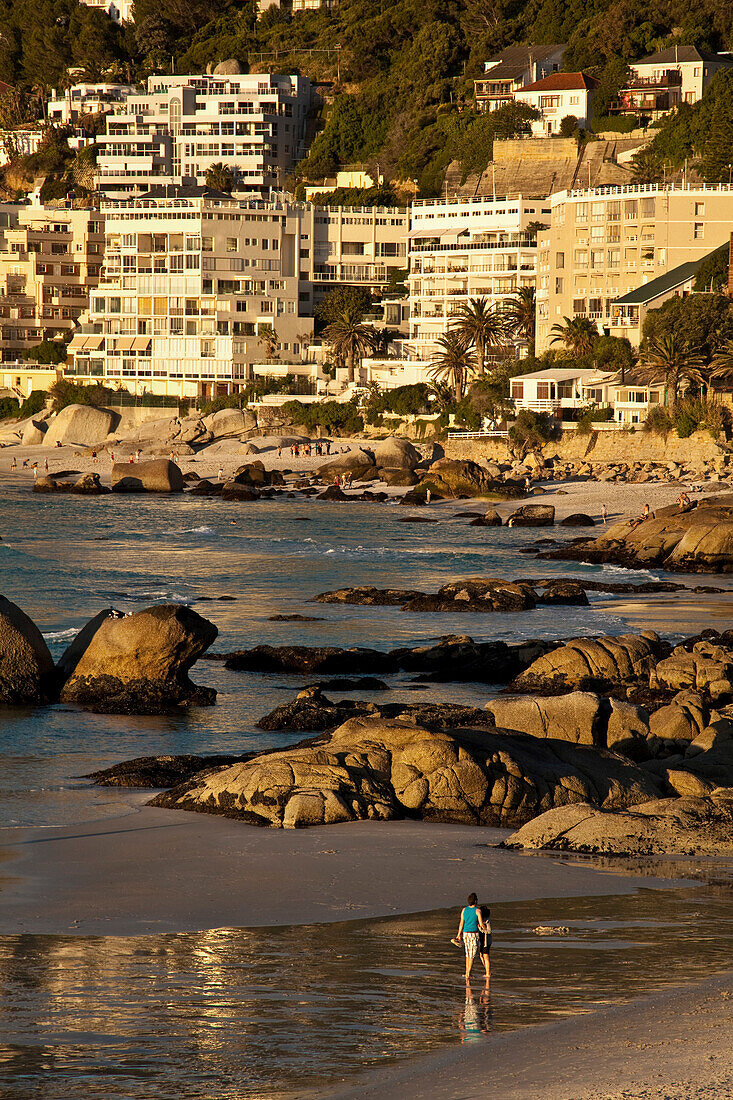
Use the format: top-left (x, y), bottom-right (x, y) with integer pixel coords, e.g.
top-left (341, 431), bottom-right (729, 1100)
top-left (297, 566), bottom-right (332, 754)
top-left (282, 399), bottom-right (363, 435)
top-left (18, 390), bottom-right (48, 418)
top-left (22, 339), bottom-right (68, 365)
top-left (49, 379), bottom-right (117, 412)
top-left (644, 406), bottom-right (673, 434)
top-left (593, 115), bottom-right (638, 134)
top-left (0, 396), bottom-right (20, 419)
top-left (672, 398), bottom-right (730, 439)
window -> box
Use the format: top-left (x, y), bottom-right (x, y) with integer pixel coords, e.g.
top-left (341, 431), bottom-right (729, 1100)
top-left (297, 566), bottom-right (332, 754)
top-left (555, 277), bottom-right (563, 293)
top-left (226, 237), bottom-right (238, 252)
top-left (536, 382), bottom-right (550, 399)
top-left (694, 223), bottom-right (704, 239)
top-left (555, 251), bottom-right (564, 269)
top-left (510, 381), bottom-right (524, 399)
top-left (695, 202), bottom-right (705, 217)
top-left (573, 298), bottom-right (586, 313)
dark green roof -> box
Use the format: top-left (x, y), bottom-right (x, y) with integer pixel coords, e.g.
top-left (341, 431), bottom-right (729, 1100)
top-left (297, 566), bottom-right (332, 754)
top-left (614, 254), bottom-right (715, 306)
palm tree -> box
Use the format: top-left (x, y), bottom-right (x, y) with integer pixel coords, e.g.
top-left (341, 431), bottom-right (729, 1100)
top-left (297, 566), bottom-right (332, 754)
top-left (504, 287), bottom-right (536, 357)
top-left (428, 331), bottom-right (477, 400)
top-left (640, 335), bottom-right (704, 406)
top-left (550, 315), bottom-right (599, 358)
top-left (322, 313), bottom-right (379, 383)
top-left (204, 162), bottom-right (234, 193)
top-left (258, 325), bottom-right (279, 361)
top-left (450, 297), bottom-right (505, 375)
top-left (709, 341), bottom-right (733, 395)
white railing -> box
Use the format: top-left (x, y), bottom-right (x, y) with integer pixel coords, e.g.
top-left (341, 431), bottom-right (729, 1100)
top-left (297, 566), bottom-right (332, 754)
top-left (447, 429), bottom-right (509, 438)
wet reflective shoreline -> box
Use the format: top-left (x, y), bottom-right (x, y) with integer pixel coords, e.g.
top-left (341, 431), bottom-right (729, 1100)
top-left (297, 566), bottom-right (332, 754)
top-left (0, 886), bottom-right (731, 1099)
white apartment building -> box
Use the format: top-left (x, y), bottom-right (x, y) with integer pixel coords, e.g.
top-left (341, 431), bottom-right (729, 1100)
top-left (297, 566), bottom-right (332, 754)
top-left (47, 83), bottom-right (136, 125)
top-left (79, 0), bottom-right (133, 22)
top-left (515, 73), bottom-right (598, 135)
top-left (312, 205), bottom-right (408, 305)
top-left (67, 185), bottom-right (315, 399)
top-left (536, 183), bottom-right (733, 352)
top-left (96, 73), bottom-right (312, 198)
top-left (407, 195), bottom-right (545, 360)
top-left (0, 201), bottom-right (104, 363)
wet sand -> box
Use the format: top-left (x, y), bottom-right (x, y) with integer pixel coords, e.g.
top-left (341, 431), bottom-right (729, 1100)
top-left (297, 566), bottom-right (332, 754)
top-left (0, 807), bottom-right (677, 937)
top-left (322, 969), bottom-right (733, 1100)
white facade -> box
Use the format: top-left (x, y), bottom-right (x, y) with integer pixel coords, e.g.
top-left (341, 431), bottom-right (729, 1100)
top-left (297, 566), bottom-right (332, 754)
top-left (509, 367), bottom-right (666, 424)
top-left (407, 195), bottom-right (545, 360)
top-left (68, 187), bottom-right (315, 399)
top-left (96, 73), bottom-right (312, 198)
top-left (47, 83), bottom-right (136, 125)
top-left (312, 205), bottom-right (408, 303)
top-left (515, 74), bottom-right (596, 136)
top-left (79, 0), bottom-right (134, 22)
top-left (630, 46), bottom-right (731, 108)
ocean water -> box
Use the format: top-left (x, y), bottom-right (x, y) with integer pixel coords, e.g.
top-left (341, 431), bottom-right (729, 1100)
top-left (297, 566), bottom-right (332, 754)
top-left (2, 481), bottom-right (733, 1098)
top-left (0, 480), bottom-right (731, 828)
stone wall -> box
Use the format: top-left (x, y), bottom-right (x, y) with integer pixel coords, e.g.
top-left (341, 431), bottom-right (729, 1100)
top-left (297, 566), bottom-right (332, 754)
top-left (444, 429), bottom-right (725, 468)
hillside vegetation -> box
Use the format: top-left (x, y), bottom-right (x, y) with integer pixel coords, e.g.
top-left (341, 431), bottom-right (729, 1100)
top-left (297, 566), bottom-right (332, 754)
top-left (1, 0), bottom-right (733, 194)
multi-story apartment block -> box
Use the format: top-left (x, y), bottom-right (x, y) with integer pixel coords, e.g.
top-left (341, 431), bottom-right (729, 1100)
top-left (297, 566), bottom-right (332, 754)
top-left (535, 183), bottom-right (733, 352)
top-left (96, 73), bottom-right (312, 198)
top-left (474, 45), bottom-right (564, 113)
top-left (47, 83), bottom-right (136, 126)
top-left (407, 196), bottom-right (546, 360)
top-left (0, 201), bottom-right (104, 363)
top-left (312, 205), bottom-right (408, 305)
top-left (615, 46), bottom-right (732, 120)
top-left (515, 72), bottom-right (598, 136)
top-left (67, 184), bottom-right (314, 398)
top-left (79, 0), bottom-right (133, 22)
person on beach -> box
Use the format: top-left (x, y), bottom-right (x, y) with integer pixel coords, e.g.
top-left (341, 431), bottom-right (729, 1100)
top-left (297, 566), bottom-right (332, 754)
top-left (643, 503), bottom-right (650, 519)
top-left (33, 465), bottom-right (38, 481)
top-left (478, 904), bottom-right (492, 986)
top-left (455, 893), bottom-right (487, 983)
top-left (10, 457), bottom-right (16, 470)
top-left (218, 466), bottom-right (224, 482)
top-left (44, 458), bottom-right (48, 471)
top-left (601, 503), bottom-right (608, 525)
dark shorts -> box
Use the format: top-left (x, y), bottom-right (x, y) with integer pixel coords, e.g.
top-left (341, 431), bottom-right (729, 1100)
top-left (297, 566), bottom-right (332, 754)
top-left (480, 934), bottom-right (492, 954)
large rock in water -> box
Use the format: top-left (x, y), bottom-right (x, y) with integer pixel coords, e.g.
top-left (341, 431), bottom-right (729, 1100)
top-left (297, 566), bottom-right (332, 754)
top-left (507, 504), bottom-right (555, 527)
top-left (43, 404), bottom-right (117, 447)
top-left (111, 459), bottom-right (184, 493)
top-left (544, 498), bottom-right (733, 573)
top-left (512, 631), bottom-right (668, 692)
top-left (503, 791), bottom-right (733, 856)
top-left (149, 715), bottom-right (661, 828)
top-left (59, 604), bottom-right (218, 713)
top-left (0, 595), bottom-right (55, 703)
top-left (317, 448), bottom-right (377, 480)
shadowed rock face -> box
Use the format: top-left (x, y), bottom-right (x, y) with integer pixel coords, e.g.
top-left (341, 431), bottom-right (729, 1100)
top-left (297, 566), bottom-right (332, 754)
top-left (0, 595), bottom-right (55, 704)
top-left (418, 459), bottom-right (527, 500)
top-left (111, 459), bottom-right (184, 493)
top-left (541, 499), bottom-right (733, 573)
top-left (257, 687), bottom-right (493, 733)
top-left (59, 604), bottom-right (218, 713)
top-left (149, 716), bottom-right (662, 829)
top-left (503, 791), bottom-right (733, 856)
top-left (84, 753), bottom-right (254, 788)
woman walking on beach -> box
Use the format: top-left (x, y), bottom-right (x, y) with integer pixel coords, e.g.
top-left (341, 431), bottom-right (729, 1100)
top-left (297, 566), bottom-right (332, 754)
top-left (478, 903), bottom-right (492, 987)
top-left (455, 893), bottom-right (486, 984)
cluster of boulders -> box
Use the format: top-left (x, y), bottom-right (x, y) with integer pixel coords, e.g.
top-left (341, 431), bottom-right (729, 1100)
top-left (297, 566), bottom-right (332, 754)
top-left (543, 496), bottom-right (733, 573)
top-left (0, 598), bottom-right (217, 713)
top-left (313, 577), bottom-right (589, 613)
top-left (504, 452), bottom-right (733, 487)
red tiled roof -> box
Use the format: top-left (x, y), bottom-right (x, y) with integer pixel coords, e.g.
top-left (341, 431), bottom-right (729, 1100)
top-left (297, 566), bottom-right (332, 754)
top-left (518, 72), bottom-right (600, 93)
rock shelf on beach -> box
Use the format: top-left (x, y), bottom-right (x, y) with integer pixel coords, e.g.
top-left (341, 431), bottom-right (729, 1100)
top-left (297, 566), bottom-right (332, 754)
top-left (541, 497), bottom-right (733, 573)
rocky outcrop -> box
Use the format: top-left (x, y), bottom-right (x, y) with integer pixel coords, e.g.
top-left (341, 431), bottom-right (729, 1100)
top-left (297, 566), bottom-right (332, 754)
top-left (543, 498), bottom-right (733, 573)
top-left (503, 790), bottom-right (733, 856)
top-left (59, 604), bottom-right (217, 713)
top-left (149, 715), bottom-right (662, 828)
top-left (419, 459), bottom-right (527, 500)
top-left (402, 578), bottom-right (537, 613)
top-left (377, 467), bottom-right (419, 486)
top-left (370, 437), bottom-right (421, 470)
top-left (314, 586), bottom-right (424, 606)
top-left (257, 687), bottom-right (493, 733)
top-left (22, 419), bottom-right (47, 445)
top-left (317, 448), bottom-right (377, 481)
top-left (512, 631), bottom-right (668, 692)
top-left (203, 407), bottom-right (257, 440)
top-left (219, 635), bottom-right (559, 683)
top-left (560, 513), bottom-right (595, 527)
top-left (43, 404), bottom-right (117, 448)
top-left (85, 753), bottom-right (251, 788)
top-left (507, 504), bottom-right (555, 527)
top-left (651, 641), bottom-right (733, 700)
top-left (0, 595), bottom-right (55, 704)
top-left (111, 459), bottom-right (184, 493)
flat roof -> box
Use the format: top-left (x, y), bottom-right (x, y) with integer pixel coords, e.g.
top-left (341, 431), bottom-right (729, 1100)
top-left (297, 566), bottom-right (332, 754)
top-left (510, 367), bottom-right (611, 381)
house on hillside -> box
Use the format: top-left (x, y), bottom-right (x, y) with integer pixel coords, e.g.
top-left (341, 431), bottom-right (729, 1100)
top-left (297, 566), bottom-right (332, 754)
top-left (611, 248), bottom-right (723, 345)
top-left (615, 46), bottom-right (733, 120)
top-left (515, 73), bottom-right (599, 135)
top-left (474, 45), bottom-right (565, 114)
top-left (509, 367), bottom-right (614, 420)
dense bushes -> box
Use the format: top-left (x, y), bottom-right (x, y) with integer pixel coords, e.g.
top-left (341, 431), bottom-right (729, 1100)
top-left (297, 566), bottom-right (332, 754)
top-left (282, 399), bottom-right (363, 435)
top-left (49, 379), bottom-right (118, 412)
top-left (0, 396), bottom-right (20, 420)
top-left (644, 400), bottom-right (728, 438)
top-left (18, 390), bottom-right (48, 418)
top-left (363, 382), bottom-right (432, 425)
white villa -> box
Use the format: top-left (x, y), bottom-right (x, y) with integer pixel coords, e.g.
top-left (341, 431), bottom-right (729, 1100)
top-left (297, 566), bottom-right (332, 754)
top-left (509, 366), bottom-right (666, 425)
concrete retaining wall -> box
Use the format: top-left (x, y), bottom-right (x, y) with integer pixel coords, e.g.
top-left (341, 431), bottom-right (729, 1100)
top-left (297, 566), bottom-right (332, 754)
top-left (444, 429), bottom-right (724, 467)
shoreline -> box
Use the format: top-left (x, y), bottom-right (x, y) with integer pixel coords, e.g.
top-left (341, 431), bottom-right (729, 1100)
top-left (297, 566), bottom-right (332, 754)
top-left (320, 968), bottom-right (733, 1100)
top-left (0, 804), bottom-right (688, 937)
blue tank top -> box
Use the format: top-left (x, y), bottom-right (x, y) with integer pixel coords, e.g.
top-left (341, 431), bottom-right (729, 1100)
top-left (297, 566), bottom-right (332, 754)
top-left (462, 905), bottom-right (479, 932)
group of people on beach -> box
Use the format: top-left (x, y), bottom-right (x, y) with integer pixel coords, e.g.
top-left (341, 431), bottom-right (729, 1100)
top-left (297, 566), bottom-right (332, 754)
top-left (454, 893), bottom-right (492, 986)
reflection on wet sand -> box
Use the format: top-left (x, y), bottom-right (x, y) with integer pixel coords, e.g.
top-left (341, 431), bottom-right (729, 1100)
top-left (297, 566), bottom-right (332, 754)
top-left (0, 886), bottom-right (731, 1099)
